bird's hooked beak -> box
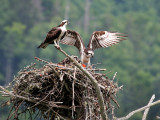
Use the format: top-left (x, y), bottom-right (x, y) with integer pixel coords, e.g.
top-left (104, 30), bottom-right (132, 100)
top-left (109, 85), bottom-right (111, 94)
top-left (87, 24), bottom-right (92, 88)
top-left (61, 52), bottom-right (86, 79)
top-left (68, 21), bottom-right (70, 25)
top-left (91, 54), bottom-right (94, 58)
top-left (91, 52), bottom-right (94, 58)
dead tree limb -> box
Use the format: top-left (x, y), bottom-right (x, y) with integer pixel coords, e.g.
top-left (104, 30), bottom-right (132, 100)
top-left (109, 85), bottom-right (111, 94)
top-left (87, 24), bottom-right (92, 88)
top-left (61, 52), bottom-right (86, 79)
top-left (56, 47), bottom-right (108, 120)
top-left (117, 95), bottom-right (160, 120)
top-left (142, 94), bottom-right (155, 120)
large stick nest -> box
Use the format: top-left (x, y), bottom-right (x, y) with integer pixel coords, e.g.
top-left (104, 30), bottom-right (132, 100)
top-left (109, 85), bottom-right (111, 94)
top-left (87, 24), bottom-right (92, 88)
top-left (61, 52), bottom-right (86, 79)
top-left (2, 57), bottom-right (121, 120)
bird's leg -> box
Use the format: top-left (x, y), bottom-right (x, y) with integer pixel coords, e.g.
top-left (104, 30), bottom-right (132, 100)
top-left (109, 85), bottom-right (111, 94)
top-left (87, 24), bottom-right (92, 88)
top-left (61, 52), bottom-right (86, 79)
top-left (54, 40), bottom-right (58, 47)
top-left (54, 40), bottom-right (60, 49)
top-left (87, 59), bottom-right (92, 69)
top-left (57, 41), bottom-right (60, 46)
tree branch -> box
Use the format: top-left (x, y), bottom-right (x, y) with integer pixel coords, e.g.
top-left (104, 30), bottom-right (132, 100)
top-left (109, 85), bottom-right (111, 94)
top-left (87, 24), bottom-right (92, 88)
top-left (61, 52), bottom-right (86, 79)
top-left (56, 47), bottom-right (108, 120)
top-left (142, 94), bottom-right (155, 120)
top-left (117, 95), bottom-right (160, 120)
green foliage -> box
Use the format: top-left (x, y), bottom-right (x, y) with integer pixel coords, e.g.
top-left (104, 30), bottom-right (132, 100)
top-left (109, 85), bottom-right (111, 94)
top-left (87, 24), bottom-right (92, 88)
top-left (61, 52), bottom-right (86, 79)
top-left (0, 0), bottom-right (13, 27)
top-left (0, 0), bottom-right (160, 119)
top-left (0, 73), bottom-right (4, 85)
top-left (3, 22), bottom-right (26, 57)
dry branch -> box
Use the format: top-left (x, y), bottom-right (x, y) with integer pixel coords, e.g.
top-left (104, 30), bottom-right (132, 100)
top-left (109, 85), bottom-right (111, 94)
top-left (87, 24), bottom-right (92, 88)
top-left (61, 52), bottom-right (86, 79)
top-left (117, 95), bottom-right (160, 120)
top-left (142, 94), bottom-right (155, 120)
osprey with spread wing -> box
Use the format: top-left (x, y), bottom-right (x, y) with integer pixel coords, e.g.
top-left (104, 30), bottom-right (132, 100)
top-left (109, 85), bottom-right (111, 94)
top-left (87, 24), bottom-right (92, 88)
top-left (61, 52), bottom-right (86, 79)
top-left (60, 30), bottom-right (127, 66)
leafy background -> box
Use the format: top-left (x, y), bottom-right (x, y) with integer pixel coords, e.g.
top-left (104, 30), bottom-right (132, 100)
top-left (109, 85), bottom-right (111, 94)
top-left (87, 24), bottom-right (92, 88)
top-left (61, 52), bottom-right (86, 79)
top-left (0, 0), bottom-right (160, 119)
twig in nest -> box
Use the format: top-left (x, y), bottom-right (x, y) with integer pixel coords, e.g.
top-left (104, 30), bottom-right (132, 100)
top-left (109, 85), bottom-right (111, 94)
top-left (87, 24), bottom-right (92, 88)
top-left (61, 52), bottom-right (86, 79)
top-left (34, 57), bottom-right (50, 64)
top-left (110, 95), bottom-right (120, 108)
top-left (22, 63), bottom-right (36, 72)
top-left (72, 66), bottom-right (76, 119)
top-left (45, 64), bottom-right (60, 78)
top-left (112, 72), bottom-right (117, 81)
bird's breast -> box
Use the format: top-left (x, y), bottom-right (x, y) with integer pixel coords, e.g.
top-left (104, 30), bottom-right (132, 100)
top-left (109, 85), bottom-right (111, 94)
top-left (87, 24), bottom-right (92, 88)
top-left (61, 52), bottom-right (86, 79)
top-left (81, 55), bottom-right (90, 64)
top-left (58, 27), bottom-right (67, 39)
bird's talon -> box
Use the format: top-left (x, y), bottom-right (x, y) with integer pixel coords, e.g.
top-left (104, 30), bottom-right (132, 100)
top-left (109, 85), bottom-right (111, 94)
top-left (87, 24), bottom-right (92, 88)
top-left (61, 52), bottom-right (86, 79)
top-left (55, 45), bottom-right (60, 49)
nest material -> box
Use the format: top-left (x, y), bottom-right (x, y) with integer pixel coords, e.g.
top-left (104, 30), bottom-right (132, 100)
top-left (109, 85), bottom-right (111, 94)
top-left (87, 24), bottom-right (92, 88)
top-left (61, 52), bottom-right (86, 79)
top-left (6, 57), bottom-right (121, 120)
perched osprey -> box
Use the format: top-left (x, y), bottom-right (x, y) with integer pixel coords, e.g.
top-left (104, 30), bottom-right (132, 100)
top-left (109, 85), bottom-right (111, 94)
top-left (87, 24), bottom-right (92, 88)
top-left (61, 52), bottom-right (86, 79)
top-left (60, 30), bottom-right (127, 66)
top-left (38, 20), bottom-right (70, 48)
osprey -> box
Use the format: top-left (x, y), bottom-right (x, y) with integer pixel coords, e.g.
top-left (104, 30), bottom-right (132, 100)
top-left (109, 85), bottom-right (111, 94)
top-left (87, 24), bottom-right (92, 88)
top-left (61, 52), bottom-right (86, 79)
top-left (60, 30), bottom-right (127, 66)
top-left (38, 20), bottom-right (70, 48)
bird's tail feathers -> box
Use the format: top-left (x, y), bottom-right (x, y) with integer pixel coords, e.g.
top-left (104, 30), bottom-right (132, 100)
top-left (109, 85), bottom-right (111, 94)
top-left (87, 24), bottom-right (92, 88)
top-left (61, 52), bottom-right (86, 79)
top-left (37, 43), bottom-right (48, 49)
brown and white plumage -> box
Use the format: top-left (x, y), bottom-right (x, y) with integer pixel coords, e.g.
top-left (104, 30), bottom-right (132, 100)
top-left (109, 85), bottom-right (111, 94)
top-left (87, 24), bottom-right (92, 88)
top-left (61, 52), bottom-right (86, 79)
top-left (60, 30), bottom-right (127, 66)
top-left (60, 30), bottom-right (85, 55)
top-left (88, 31), bottom-right (126, 50)
top-left (38, 20), bottom-right (70, 49)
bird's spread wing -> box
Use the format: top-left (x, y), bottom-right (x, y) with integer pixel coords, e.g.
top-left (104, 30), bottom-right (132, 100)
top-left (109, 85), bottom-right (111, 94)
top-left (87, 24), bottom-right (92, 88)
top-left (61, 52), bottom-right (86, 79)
top-left (87, 31), bottom-right (127, 50)
top-left (60, 30), bottom-right (85, 55)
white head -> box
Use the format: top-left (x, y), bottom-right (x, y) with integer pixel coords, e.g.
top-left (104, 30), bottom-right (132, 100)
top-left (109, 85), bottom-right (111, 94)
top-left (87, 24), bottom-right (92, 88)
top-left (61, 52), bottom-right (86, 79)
top-left (60, 20), bottom-right (70, 26)
top-left (84, 49), bottom-right (94, 58)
